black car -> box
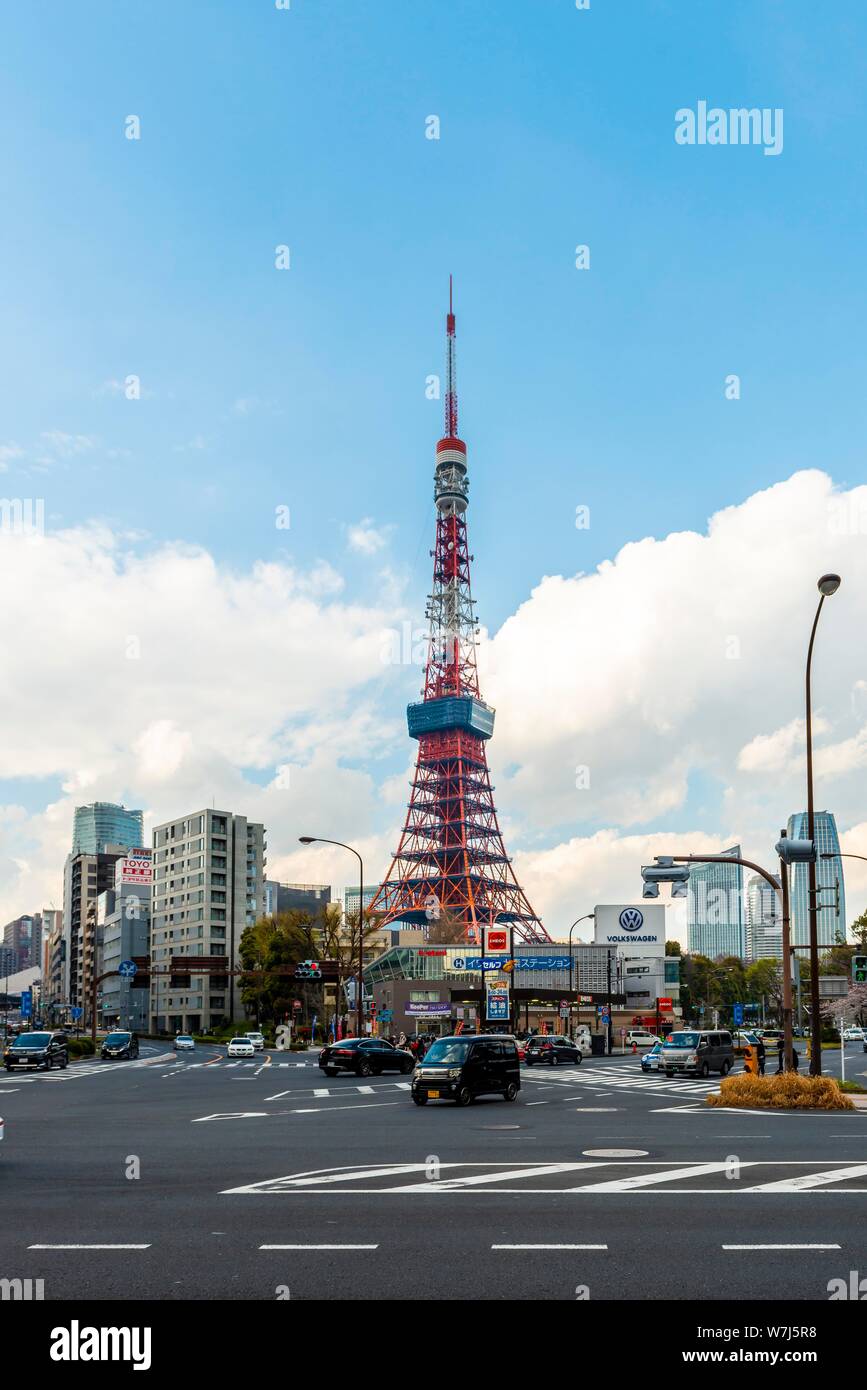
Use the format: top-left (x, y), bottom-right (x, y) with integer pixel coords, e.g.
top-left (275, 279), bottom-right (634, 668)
top-left (524, 1035), bottom-right (582, 1067)
top-left (319, 1037), bottom-right (415, 1078)
top-left (100, 1030), bottom-right (140, 1061)
top-left (4, 1030), bottom-right (68, 1071)
top-left (411, 1034), bottom-right (521, 1106)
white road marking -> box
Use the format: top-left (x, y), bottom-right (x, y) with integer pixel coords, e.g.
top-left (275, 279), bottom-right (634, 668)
top-left (260, 1243), bottom-right (378, 1250)
top-left (389, 1162), bottom-right (599, 1192)
top-left (29, 1243), bottom-right (151, 1250)
top-left (567, 1161), bottom-right (748, 1193)
top-left (743, 1163), bottom-right (867, 1193)
top-left (314, 1088), bottom-right (330, 1097)
top-left (492, 1243), bottom-right (607, 1250)
top-left (357, 1085), bottom-right (374, 1094)
top-left (723, 1243), bottom-right (841, 1250)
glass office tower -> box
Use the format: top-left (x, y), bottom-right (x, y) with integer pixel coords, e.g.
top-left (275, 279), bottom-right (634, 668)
top-left (687, 845), bottom-right (745, 959)
top-left (787, 810), bottom-right (846, 947)
top-left (72, 802), bottom-right (144, 855)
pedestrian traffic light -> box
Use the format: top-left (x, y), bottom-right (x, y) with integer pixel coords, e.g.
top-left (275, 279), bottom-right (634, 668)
top-left (853, 956), bottom-right (867, 985)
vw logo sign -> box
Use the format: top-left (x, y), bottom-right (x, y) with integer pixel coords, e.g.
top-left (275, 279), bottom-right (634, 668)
top-left (618, 908), bottom-right (644, 933)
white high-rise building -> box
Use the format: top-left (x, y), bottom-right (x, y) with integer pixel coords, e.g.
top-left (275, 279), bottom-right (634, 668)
top-left (746, 873), bottom-right (783, 961)
top-left (149, 809), bottom-right (266, 1034)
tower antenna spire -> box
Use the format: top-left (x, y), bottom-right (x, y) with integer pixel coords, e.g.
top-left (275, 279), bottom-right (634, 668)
top-left (445, 275), bottom-right (458, 439)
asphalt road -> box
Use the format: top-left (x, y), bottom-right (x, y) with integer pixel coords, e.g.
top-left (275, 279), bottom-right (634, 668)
top-left (3, 1042), bottom-right (867, 1301)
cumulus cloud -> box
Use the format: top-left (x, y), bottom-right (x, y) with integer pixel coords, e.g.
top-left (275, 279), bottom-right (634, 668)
top-left (345, 517), bottom-right (393, 556)
top-left (3, 469), bottom-right (867, 940)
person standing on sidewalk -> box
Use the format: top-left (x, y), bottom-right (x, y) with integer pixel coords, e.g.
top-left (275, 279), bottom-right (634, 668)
top-left (756, 1036), bottom-right (766, 1076)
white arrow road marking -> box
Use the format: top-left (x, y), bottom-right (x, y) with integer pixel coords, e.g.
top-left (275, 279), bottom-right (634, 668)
top-left (193, 1112), bottom-right (269, 1122)
top-left (566, 1162), bottom-right (757, 1192)
top-left (743, 1163), bottom-right (867, 1192)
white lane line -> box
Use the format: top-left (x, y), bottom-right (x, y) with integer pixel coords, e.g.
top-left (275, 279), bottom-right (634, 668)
top-left (526, 1101), bottom-right (549, 1106)
top-left (396, 1082), bottom-right (412, 1090)
top-left (722, 1243), bottom-right (841, 1251)
top-left (28, 1243), bottom-right (151, 1250)
top-left (574, 1108), bottom-right (619, 1113)
top-left (567, 1161), bottom-right (754, 1193)
top-left (260, 1243), bottom-right (378, 1250)
top-left (492, 1243), bottom-right (607, 1251)
top-left (743, 1163), bottom-right (867, 1193)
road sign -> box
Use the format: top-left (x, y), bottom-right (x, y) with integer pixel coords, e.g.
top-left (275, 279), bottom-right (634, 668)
top-left (20, 989), bottom-right (32, 1019)
top-left (118, 960), bottom-right (137, 979)
top-left (486, 982), bottom-right (510, 1022)
top-left (70, 1008), bottom-right (82, 1020)
top-left (598, 1005), bottom-right (611, 1024)
top-left (733, 1003), bottom-right (744, 1026)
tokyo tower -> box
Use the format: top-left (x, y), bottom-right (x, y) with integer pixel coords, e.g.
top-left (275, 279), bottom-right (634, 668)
top-left (369, 283), bottom-right (550, 945)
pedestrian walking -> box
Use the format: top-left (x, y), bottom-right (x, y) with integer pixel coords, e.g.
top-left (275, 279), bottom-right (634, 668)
top-left (756, 1036), bottom-right (766, 1076)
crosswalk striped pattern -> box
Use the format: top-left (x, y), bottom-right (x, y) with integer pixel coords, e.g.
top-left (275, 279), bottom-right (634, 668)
top-left (522, 1061), bottom-right (719, 1100)
top-left (223, 1159), bottom-right (867, 1197)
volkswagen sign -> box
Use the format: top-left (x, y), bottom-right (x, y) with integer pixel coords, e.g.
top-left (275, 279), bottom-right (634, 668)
top-left (618, 907), bottom-right (644, 933)
top-left (594, 903), bottom-right (665, 955)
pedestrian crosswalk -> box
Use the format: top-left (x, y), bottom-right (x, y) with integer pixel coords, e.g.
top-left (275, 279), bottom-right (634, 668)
top-left (522, 1062), bottom-right (720, 1101)
top-left (223, 1157), bottom-right (867, 1197)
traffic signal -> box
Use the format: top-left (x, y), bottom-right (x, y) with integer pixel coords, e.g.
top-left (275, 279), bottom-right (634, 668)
top-left (775, 837), bottom-right (816, 865)
top-left (853, 956), bottom-right (867, 986)
top-left (641, 859), bottom-right (690, 899)
top-left (294, 959), bottom-right (322, 981)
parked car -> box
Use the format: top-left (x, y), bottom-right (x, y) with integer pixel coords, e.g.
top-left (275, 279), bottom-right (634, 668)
top-left (524, 1035), bottom-right (582, 1067)
top-left (411, 1034), bottom-right (520, 1105)
top-left (227, 1037), bottom-right (255, 1058)
top-left (245, 1031), bottom-right (266, 1051)
top-left (4, 1030), bottom-right (69, 1072)
top-left (625, 1030), bottom-right (661, 1050)
top-left (757, 1029), bottom-right (784, 1048)
top-left (319, 1037), bottom-right (415, 1077)
top-left (173, 1034), bottom-right (196, 1052)
top-left (100, 1030), bottom-right (139, 1061)
top-left (661, 1029), bottom-right (734, 1078)
top-left (641, 1042), bottom-right (664, 1073)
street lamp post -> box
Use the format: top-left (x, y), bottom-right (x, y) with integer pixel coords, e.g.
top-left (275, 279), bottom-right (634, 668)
top-left (299, 837), bottom-right (365, 1038)
top-left (568, 915), bottom-right (594, 1040)
top-left (805, 574), bottom-right (841, 1075)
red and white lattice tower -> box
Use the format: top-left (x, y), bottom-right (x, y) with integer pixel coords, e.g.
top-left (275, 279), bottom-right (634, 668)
top-left (369, 282), bottom-right (550, 945)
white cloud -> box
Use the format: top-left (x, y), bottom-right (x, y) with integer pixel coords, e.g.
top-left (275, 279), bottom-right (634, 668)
top-left (3, 469), bottom-right (867, 941)
top-left (0, 442), bottom-right (24, 472)
top-left (345, 517), bottom-right (393, 556)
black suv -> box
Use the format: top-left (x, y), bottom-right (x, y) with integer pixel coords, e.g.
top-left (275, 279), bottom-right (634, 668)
top-left (411, 1034), bottom-right (521, 1106)
top-left (524, 1035), bottom-right (582, 1067)
top-left (100, 1030), bottom-right (140, 1061)
top-left (4, 1031), bottom-right (69, 1071)
top-left (319, 1038), bottom-right (415, 1078)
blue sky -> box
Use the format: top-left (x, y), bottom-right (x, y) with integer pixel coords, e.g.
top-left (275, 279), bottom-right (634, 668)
top-left (3, 1), bottom-right (867, 928)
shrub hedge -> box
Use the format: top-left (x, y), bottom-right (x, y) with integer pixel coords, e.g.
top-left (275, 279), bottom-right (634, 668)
top-left (707, 1072), bottom-right (854, 1110)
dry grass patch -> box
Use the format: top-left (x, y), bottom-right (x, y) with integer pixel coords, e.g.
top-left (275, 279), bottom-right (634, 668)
top-left (707, 1072), bottom-right (854, 1110)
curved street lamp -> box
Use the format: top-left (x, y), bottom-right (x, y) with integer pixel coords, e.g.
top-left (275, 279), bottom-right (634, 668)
top-left (805, 574), bottom-right (841, 1074)
top-left (568, 914), bottom-right (594, 1040)
top-left (299, 836), bottom-right (365, 1038)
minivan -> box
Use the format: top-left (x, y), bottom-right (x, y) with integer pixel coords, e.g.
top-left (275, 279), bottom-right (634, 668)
top-left (411, 1034), bottom-right (520, 1105)
top-left (4, 1030), bottom-right (69, 1071)
top-left (661, 1029), bottom-right (734, 1078)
